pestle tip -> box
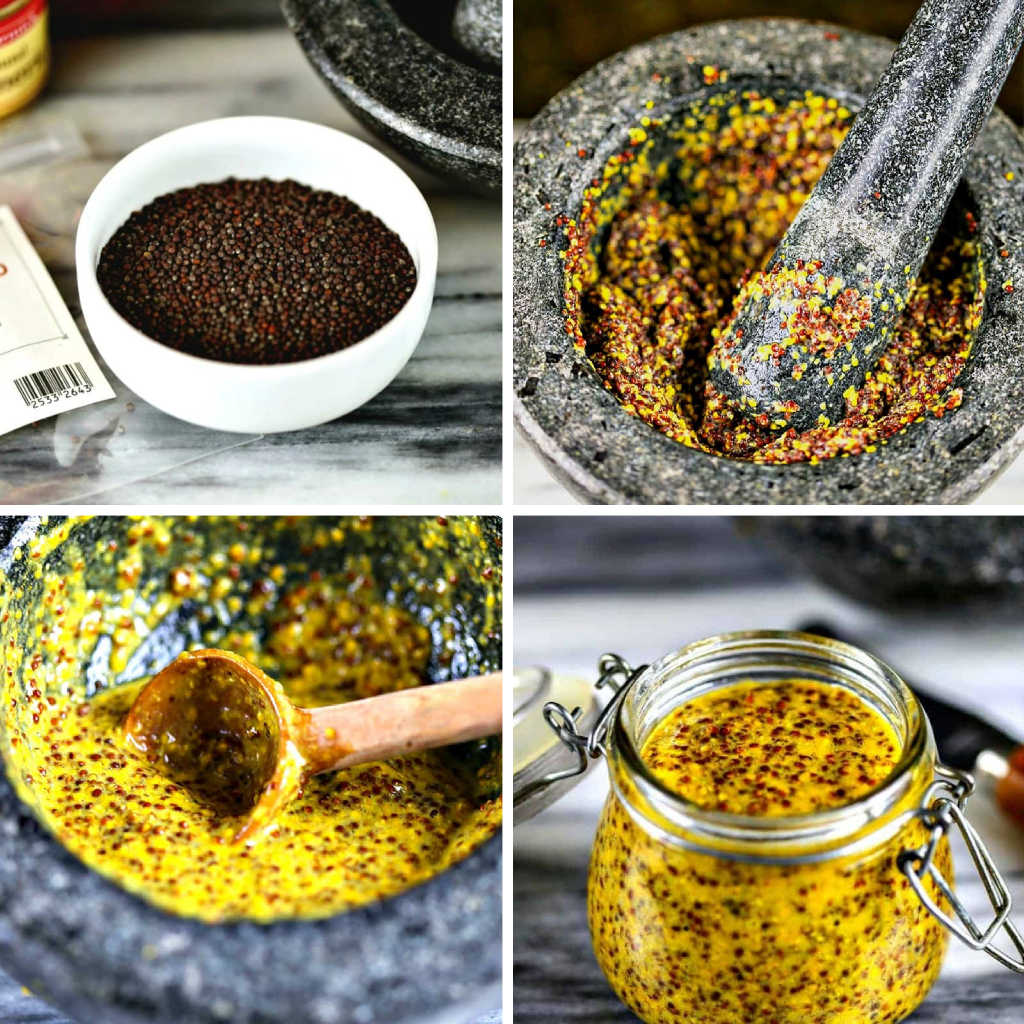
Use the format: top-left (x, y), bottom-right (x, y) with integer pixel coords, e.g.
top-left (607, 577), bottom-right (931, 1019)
top-left (707, 258), bottom-right (899, 434)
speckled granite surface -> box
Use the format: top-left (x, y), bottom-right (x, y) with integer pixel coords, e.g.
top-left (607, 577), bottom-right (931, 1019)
top-left (282, 0), bottom-right (501, 193)
top-left (0, 969), bottom-right (502, 1024)
top-left (0, 982), bottom-right (503, 1024)
top-left (513, 19), bottom-right (1024, 504)
top-left (712, 0), bottom-right (1024, 428)
top-left (755, 516), bottom-right (1024, 609)
top-left (454, 0), bottom-right (502, 66)
top-left (0, 785), bottom-right (500, 1024)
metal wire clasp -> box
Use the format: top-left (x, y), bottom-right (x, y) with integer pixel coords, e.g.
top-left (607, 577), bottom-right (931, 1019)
top-left (521, 653), bottom-right (646, 800)
top-left (900, 763), bottom-right (1024, 972)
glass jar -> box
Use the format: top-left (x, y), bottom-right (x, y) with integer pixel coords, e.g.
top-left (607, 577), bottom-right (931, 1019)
top-left (520, 631), bottom-right (1024, 1024)
top-left (0, 0), bottom-right (48, 120)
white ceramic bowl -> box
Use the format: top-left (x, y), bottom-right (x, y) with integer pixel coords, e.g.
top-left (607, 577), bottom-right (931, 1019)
top-left (76, 116), bottom-right (437, 434)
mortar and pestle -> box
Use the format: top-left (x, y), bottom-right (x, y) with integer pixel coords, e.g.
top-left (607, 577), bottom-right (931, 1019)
top-left (282, 0), bottom-right (501, 193)
top-left (0, 516), bottom-right (502, 1024)
top-left (710, 0), bottom-right (1024, 433)
top-left (751, 515), bottom-right (1024, 612)
top-left (514, 7), bottom-right (1024, 504)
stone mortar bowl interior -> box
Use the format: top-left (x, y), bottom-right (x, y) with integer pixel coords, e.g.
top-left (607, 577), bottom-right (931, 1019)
top-left (0, 515), bottom-right (501, 1024)
top-left (749, 515), bottom-right (1024, 612)
top-left (282, 0), bottom-right (500, 194)
top-left (514, 19), bottom-right (1024, 504)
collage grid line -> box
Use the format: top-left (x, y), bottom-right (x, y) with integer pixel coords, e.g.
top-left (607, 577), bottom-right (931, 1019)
top-left (1, 1), bottom-right (1024, 1023)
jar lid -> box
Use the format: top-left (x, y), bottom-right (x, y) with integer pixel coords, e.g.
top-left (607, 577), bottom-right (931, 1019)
top-left (512, 666), bottom-right (600, 824)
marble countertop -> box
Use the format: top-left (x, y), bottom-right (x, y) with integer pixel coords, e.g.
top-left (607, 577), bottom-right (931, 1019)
top-left (0, 28), bottom-right (500, 505)
top-left (513, 519), bottom-right (1024, 1020)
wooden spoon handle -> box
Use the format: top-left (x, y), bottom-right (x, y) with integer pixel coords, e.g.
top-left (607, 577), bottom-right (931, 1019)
top-left (297, 672), bottom-right (503, 775)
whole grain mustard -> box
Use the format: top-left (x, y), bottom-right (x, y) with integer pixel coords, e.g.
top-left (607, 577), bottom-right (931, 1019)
top-left (563, 90), bottom-right (985, 463)
top-left (588, 679), bottom-right (951, 1024)
top-left (1, 516), bottom-right (501, 923)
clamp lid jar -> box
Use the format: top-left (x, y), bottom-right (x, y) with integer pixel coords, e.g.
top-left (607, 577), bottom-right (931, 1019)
top-left (517, 631), bottom-right (1024, 1024)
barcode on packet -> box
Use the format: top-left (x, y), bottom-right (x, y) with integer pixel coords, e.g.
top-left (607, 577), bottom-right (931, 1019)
top-left (13, 361), bottom-right (94, 409)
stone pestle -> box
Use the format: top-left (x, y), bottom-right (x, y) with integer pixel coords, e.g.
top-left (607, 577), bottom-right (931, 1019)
top-left (707, 0), bottom-right (1024, 435)
top-left (454, 0), bottom-right (502, 67)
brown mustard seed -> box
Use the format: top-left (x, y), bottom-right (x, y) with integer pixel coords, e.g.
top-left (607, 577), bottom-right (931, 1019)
top-left (97, 177), bottom-right (417, 365)
top-left (641, 680), bottom-right (900, 816)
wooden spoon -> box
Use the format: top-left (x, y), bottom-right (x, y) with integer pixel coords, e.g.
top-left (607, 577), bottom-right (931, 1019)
top-left (123, 648), bottom-right (502, 844)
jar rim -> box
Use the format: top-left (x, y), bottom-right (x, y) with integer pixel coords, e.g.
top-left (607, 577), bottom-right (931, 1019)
top-left (608, 630), bottom-right (934, 859)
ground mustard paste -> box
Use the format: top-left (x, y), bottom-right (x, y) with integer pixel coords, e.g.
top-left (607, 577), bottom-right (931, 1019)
top-left (1, 517), bottom-right (501, 923)
top-left (588, 679), bottom-right (951, 1024)
top-left (563, 90), bottom-right (986, 463)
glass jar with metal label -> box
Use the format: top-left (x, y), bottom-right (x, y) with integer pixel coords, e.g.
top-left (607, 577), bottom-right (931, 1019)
top-left (517, 631), bottom-right (1024, 1024)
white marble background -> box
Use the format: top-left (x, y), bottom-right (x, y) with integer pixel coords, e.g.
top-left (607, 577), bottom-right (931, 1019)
top-left (513, 518), bottom-right (1024, 1021)
top-left (0, 29), bottom-right (501, 504)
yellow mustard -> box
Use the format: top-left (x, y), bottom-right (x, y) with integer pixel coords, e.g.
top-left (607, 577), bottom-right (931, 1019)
top-left (0, 516), bottom-right (502, 923)
top-left (588, 676), bottom-right (950, 1024)
top-left (0, 0), bottom-right (48, 119)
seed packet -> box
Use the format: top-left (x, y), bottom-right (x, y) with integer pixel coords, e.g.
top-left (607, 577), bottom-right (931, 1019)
top-left (0, 204), bottom-right (114, 435)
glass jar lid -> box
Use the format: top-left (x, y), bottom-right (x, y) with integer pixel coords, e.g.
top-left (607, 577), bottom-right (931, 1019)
top-left (512, 666), bottom-right (602, 824)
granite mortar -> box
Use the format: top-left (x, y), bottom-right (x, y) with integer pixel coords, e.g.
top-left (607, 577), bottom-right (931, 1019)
top-left (282, 0), bottom-right (500, 194)
top-left (454, 0), bottom-right (502, 67)
top-left (0, 516), bottom-right (501, 1024)
top-left (753, 515), bottom-right (1024, 611)
top-left (513, 19), bottom-right (1024, 504)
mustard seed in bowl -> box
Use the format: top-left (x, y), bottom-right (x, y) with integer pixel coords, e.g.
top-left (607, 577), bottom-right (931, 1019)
top-left (96, 177), bottom-right (417, 365)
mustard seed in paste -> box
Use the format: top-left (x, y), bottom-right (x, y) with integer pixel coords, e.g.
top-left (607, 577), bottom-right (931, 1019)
top-left (1, 517), bottom-right (500, 924)
top-left (564, 91), bottom-right (986, 463)
top-left (643, 681), bottom-right (900, 815)
top-left (588, 678), bottom-right (951, 1024)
